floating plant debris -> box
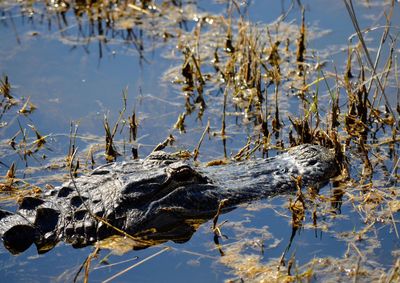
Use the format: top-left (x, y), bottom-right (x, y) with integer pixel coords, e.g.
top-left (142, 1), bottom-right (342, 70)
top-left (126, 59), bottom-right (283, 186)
top-left (0, 0), bottom-right (399, 282)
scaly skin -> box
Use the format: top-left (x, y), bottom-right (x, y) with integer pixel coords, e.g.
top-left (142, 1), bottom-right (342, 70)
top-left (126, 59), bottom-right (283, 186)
top-left (0, 144), bottom-right (338, 254)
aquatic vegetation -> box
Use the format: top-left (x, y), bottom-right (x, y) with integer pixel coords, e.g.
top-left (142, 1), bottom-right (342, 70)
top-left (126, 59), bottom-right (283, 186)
top-left (0, 0), bottom-right (399, 282)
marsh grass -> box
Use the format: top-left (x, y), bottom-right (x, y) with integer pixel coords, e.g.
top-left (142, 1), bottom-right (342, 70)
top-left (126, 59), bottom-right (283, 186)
top-left (0, 0), bottom-right (399, 282)
top-left (161, 0), bottom-right (399, 281)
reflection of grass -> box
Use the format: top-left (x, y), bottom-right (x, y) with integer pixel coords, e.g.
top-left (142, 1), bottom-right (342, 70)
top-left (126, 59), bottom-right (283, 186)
top-left (0, 0), bottom-right (399, 282)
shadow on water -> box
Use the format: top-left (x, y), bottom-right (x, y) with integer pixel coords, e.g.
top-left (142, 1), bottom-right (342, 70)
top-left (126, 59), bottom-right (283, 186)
top-left (0, 0), bottom-right (400, 282)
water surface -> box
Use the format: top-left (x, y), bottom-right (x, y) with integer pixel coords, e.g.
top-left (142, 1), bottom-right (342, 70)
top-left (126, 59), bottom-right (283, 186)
top-left (0, 0), bottom-right (399, 282)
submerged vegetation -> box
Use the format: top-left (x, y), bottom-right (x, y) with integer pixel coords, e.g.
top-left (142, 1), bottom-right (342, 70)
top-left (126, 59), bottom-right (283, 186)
top-left (0, 0), bottom-right (399, 282)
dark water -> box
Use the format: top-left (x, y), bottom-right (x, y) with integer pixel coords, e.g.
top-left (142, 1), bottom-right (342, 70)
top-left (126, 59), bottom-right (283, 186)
top-left (0, 0), bottom-right (399, 282)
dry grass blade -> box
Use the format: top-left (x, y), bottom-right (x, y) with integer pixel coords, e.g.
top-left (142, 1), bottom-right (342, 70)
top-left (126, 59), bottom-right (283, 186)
top-left (353, 256), bottom-right (362, 283)
top-left (0, 75), bottom-right (12, 99)
top-left (152, 134), bottom-right (175, 152)
top-left (93, 256), bottom-right (139, 270)
top-left (385, 258), bottom-right (400, 283)
top-left (349, 242), bottom-right (365, 261)
top-left (18, 97), bottom-right (36, 115)
top-left (73, 247), bottom-right (100, 283)
top-left (5, 162), bottom-right (16, 181)
top-left (66, 121), bottom-right (79, 167)
top-left (193, 119), bottom-right (210, 161)
top-left (366, 1), bottom-right (394, 95)
top-left (28, 125), bottom-right (48, 150)
top-left (391, 157), bottom-right (399, 177)
top-left (387, 200), bottom-right (399, 239)
top-left (127, 3), bottom-right (152, 15)
top-left (103, 115), bottom-right (121, 162)
top-left (221, 86), bottom-right (228, 140)
top-left (343, 0), bottom-right (397, 126)
top-left (129, 110), bottom-right (138, 159)
top-left (84, 247), bottom-right (99, 283)
top-left (102, 247), bottom-right (170, 283)
top-left (296, 8), bottom-right (306, 76)
top-left (174, 112), bottom-right (186, 133)
top-left (212, 199), bottom-right (228, 232)
top-left (103, 89), bottom-right (130, 162)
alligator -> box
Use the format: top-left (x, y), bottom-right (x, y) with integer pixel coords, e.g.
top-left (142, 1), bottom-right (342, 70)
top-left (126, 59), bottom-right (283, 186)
top-left (0, 144), bottom-right (339, 255)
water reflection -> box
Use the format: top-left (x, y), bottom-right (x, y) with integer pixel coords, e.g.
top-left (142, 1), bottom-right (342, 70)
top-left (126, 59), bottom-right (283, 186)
top-left (0, 0), bottom-right (399, 282)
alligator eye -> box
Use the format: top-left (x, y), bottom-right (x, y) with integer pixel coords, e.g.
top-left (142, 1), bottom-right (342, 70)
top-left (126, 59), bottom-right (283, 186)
top-left (167, 164), bottom-right (208, 183)
top-left (170, 166), bottom-right (195, 182)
